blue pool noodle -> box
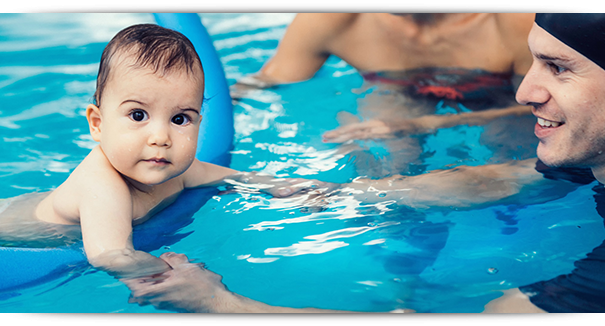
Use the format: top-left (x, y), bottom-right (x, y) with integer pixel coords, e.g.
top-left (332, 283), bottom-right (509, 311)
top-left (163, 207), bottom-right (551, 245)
top-left (153, 13), bottom-right (234, 166)
top-left (0, 13), bottom-right (233, 295)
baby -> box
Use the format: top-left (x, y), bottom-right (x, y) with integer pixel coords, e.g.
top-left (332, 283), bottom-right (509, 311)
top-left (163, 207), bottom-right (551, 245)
top-left (0, 24), bottom-right (334, 279)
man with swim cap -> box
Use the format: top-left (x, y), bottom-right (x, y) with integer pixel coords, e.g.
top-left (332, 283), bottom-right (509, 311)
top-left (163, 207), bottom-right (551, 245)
top-left (506, 13), bottom-right (605, 312)
top-left (125, 13), bottom-right (605, 313)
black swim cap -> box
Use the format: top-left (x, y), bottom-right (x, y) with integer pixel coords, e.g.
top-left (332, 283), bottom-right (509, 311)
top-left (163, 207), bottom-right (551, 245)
top-left (535, 13), bottom-right (605, 71)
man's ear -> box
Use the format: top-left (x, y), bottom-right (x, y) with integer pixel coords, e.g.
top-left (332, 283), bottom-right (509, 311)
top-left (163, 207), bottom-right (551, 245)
top-left (86, 104), bottom-right (102, 142)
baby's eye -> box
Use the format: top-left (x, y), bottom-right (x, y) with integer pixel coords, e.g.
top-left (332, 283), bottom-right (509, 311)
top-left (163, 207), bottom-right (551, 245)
top-left (172, 114), bottom-right (191, 126)
top-left (129, 110), bottom-right (148, 122)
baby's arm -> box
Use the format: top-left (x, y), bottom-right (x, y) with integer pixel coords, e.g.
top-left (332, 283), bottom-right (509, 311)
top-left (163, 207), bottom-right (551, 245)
top-left (78, 171), bottom-right (170, 279)
top-left (183, 159), bottom-right (339, 198)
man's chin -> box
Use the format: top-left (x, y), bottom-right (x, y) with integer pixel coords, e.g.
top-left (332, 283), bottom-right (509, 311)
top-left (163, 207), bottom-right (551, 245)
top-left (537, 151), bottom-right (590, 169)
top-left (537, 144), bottom-right (565, 168)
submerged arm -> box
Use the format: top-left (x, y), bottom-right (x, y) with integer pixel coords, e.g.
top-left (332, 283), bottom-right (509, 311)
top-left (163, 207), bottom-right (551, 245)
top-left (126, 253), bottom-right (371, 313)
top-left (131, 253), bottom-right (545, 313)
top-left (427, 105), bottom-right (532, 130)
top-left (342, 158), bottom-right (573, 209)
top-left (126, 253), bottom-right (540, 313)
top-left (188, 158), bottom-right (572, 210)
top-left (323, 105), bottom-right (532, 143)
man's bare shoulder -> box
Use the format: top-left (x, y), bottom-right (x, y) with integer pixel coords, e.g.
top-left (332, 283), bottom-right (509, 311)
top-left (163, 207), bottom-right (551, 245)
top-left (494, 13), bottom-right (535, 39)
top-left (286, 13), bottom-right (363, 45)
top-left (293, 13), bottom-right (360, 31)
top-left (493, 13), bottom-right (535, 74)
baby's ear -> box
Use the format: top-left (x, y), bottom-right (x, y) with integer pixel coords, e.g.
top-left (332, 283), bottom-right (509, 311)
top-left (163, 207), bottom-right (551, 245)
top-left (86, 104), bottom-right (102, 142)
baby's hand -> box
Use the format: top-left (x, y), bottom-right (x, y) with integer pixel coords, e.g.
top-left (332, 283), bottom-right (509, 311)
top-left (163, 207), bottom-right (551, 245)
top-left (223, 172), bottom-right (340, 198)
top-left (266, 178), bottom-right (340, 198)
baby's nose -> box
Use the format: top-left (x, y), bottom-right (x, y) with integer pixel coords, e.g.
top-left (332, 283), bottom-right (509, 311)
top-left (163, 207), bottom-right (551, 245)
top-left (148, 127), bottom-right (172, 147)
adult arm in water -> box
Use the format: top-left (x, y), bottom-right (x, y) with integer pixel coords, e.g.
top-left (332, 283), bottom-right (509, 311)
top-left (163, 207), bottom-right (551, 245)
top-left (322, 105), bottom-right (531, 143)
top-left (124, 253), bottom-right (350, 313)
top-left (125, 252), bottom-right (544, 313)
top-left (340, 158), bottom-right (578, 210)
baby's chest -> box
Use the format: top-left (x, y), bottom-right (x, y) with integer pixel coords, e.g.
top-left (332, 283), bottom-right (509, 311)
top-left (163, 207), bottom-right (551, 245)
top-left (130, 189), bottom-right (183, 225)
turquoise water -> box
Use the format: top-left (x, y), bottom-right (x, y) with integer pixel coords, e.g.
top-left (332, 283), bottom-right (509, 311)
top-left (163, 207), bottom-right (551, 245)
top-left (1, 13), bottom-right (604, 313)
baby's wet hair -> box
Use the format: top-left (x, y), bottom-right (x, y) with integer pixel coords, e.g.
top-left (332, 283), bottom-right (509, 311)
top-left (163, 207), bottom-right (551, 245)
top-left (93, 23), bottom-right (203, 107)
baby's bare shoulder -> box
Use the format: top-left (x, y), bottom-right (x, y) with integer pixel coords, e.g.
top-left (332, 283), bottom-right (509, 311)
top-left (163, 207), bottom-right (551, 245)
top-left (58, 148), bottom-right (129, 202)
top-left (69, 147), bottom-right (127, 189)
top-left (38, 148), bottom-right (129, 224)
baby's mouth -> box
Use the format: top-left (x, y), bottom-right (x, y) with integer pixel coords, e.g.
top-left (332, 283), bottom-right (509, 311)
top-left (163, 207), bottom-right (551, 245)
top-left (537, 117), bottom-right (564, 128)
top-left (145, 158), bottom-right (170, 164)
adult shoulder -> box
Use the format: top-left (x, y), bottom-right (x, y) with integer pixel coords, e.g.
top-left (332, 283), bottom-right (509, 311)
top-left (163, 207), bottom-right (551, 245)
top-left (494, 13), bottom-right (535, 75)
top-left (286, 13), bottom-right (361, 49)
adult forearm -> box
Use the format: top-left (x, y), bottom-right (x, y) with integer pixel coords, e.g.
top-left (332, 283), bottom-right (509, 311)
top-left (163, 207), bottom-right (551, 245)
top-left (342, 159), bottom-right (544, 209)
top-left (391, 105), bottom-right (532, 135)
top-left (454, 105), bottom-right (531, 127)
top-left (206, 291), bottom-right (348, 313)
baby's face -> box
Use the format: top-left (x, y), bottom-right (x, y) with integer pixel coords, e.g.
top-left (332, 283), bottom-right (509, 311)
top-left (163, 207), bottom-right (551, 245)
top-left (92, 57), bottom-right (204, 186)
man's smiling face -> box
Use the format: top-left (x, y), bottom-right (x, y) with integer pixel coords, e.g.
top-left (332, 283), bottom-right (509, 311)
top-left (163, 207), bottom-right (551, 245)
top-left (516, 23), bottom-right (605, 170)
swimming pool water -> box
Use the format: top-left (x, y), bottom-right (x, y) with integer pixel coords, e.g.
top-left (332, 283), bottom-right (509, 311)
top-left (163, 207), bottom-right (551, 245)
top-left (1, 13), bottom-right (604, 313)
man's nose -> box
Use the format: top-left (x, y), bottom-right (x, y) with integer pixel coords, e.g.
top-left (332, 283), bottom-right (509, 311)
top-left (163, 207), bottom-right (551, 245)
top-left (515, 63), bottom-right (550, 107)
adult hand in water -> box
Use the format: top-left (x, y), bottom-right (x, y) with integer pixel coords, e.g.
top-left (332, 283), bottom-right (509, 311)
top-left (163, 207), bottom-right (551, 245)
top-left (125, 252), bottom-right (230, 313)
top-left (125, 252), bottom-right (352, 313)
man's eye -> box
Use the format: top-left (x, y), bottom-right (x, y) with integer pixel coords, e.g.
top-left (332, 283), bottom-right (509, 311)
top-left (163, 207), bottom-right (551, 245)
top-left (548, 62), bottom-right (567, 75)
top-left (130, 110), bottom-right (148, 122)
top-left (172, 114), bottom-right (190, 126)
